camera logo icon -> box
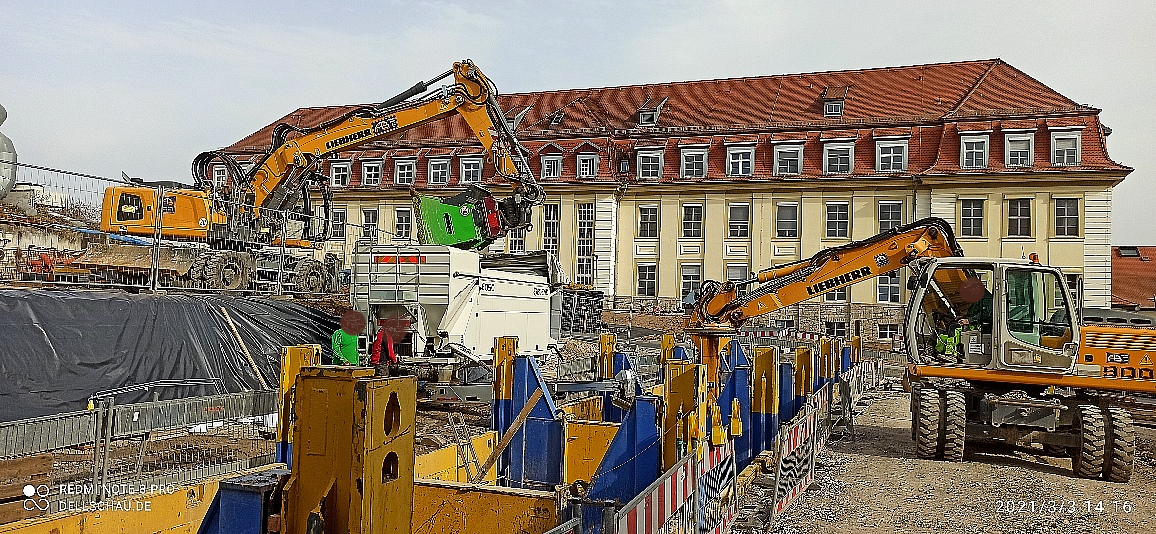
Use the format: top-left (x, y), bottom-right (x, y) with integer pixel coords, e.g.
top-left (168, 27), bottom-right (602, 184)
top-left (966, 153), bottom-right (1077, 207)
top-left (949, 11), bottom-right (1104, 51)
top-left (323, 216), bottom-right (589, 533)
top-left (22, 484), bottom-right (50, 511)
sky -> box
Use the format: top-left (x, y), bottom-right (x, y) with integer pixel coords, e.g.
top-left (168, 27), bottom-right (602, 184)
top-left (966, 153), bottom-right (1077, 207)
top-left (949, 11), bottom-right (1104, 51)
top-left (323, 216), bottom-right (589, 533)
top-left (1, 0), bottom-right (1153, 244)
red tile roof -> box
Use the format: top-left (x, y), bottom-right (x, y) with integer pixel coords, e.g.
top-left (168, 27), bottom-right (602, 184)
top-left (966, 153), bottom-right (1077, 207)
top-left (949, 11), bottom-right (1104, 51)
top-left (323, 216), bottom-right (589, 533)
top-left (224, 59), bottom-right (1131, 186)
top-left (1112, 247), bottom-right (1156, 310)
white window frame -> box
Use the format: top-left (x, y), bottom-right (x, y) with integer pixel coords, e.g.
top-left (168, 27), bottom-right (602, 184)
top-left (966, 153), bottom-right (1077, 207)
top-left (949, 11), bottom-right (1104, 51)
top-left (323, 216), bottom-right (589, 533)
top-left (875, 140), bottom-right (908, 172)
top-left (428, 159), bottom-right (450, 185)
top-left (394, 159), bottom-right (415, 185)
top-left (776, 202), bottom-right (799, 238)
top-left (825, 321), bottom-right (848, 337)
top-left (960, 198), bottom-right (985, 237)
top-left (825, 201), bottom-right (850, 238)
top-left (878, 200), bottom-right (903, 232)
top-left (824, 100), bottom-right (844, 117)
top-left (682, 204), bottom-right (704, 238)
top-left (638, 205), bottom-right (659, 239)
top-left (773, 144), bottom-right (804, 176)
top-left (726, 146), bottom-right (754, 176)
top-left (542, 203), bottom-right (560, 256)
top-left (824, 287), bottom-right (848, 302)
top-left (330, 208), bottom-right (346, 240)
top-left (680, 263), bottom-right (702, 299)
top-left (508, 227), bottom-right (526, 253)
top-left (1004, 134), bottom-right (1034, 168)
top-left (361, 208), bottom-right (378, 240)
top-left (878, 270), bottom-right (901, 304)
top-left (330, 161), bottom-right (351, 187)
top-left (1051, 131), bottom-right (1081, 166)
top-left (878, 323), bottom-right (900, 341)
top-left (394, 207), bottom-right (411, 241)
top-left (541, 154), bottom-right (562, 179)
top-left (361, 160), bottom-right (382, 186)
top-left (1007, 198), bottom-right (1033, 237)
top-left (211, 165), bottom-right (227, 189)
top-left (680, 148), bottom-right (707, 178)
top-left (460, 158), bottom-right (482, 184)
top-left (637, 150), bottom-right (663, 180)
top-left (728, 203), bottom-right (750, 238)
top-left (823, 142), bottom-right (854, 174)
top-left (960, 135), bottom-right (989, 169)
top-left (638, 110), bottom-right (657, 126)
top-left (1055, 198), bottom-right (1080, 237)
top-left (637, 263), bottom-right (657, 297)
top-left (577, 153), bottom-right (599, 178)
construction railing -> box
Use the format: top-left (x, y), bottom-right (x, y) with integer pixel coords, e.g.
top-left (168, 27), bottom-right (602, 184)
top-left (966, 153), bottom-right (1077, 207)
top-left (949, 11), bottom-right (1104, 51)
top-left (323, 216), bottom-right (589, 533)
top-left (0, 390), bottom-right (277, 523)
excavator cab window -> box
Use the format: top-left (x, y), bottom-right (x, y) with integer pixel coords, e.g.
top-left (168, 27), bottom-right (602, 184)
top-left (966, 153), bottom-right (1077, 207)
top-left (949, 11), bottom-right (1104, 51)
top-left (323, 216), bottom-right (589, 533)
top-left (1005, 268), bottom-right (1073, 349)
top-left (912, 264), bottom-right (994, 365)
top-left (116, 192), bottom-right (145, 222)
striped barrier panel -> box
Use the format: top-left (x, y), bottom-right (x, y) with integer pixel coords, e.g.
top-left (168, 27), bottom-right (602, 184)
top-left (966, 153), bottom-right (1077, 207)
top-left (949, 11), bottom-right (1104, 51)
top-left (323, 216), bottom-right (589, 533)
top-left (698, 439), bottom-right (737, 534)
top-left (770, 393), bottom-right (819, 519)
top-left (614, 453), bottom-right (696, 534)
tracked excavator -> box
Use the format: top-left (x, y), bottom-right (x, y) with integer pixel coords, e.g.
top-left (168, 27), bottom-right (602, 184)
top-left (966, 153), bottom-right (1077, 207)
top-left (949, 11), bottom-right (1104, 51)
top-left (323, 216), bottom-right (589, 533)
top-left (688, 216), bottom-right (1154, 482)
top-left (95, 60), bottom-right (540, 291)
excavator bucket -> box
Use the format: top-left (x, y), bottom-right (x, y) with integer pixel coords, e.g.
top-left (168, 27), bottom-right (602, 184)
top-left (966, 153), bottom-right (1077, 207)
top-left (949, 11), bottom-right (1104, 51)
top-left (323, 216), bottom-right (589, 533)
top-left (412, 185), bottom-right (503, 250)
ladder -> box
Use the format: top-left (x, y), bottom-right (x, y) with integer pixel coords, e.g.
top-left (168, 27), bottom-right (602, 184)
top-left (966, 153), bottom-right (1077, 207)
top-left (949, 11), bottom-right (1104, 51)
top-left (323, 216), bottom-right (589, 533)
top-left (449, 410), bottom-right (482, 483)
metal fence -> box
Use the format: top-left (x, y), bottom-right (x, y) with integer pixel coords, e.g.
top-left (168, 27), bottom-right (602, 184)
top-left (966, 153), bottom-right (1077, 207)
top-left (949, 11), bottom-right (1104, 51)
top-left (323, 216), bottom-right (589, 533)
top-left (0, 390), bottom-right (277, 519)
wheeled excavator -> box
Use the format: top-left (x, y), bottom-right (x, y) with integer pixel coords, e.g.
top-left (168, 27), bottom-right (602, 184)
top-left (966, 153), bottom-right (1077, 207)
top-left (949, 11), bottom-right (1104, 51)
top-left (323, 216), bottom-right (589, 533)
top-left (687, 216), bottom-right (1154, 482)
top-left (95, 60), bottom-right (540, 292)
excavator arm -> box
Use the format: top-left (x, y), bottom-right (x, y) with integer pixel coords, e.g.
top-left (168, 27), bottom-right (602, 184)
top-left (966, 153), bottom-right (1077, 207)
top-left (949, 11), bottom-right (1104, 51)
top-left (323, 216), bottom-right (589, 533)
top-left (689, 217), bottom-right (963, 330)
top-left (192, 60), bottom-right (540, 249)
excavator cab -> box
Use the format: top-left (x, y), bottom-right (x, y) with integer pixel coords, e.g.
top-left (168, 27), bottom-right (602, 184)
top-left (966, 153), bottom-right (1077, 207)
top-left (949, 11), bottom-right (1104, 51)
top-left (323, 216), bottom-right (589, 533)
top-left (906, 257), bottom-right (1079, 374)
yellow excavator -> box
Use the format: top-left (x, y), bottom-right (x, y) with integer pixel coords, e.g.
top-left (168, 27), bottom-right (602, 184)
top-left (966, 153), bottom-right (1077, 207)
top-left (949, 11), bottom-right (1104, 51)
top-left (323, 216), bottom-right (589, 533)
top-left (96, 60), bottom-right (540, 291)
top-left (688, 217), bottom-right (1154, 482)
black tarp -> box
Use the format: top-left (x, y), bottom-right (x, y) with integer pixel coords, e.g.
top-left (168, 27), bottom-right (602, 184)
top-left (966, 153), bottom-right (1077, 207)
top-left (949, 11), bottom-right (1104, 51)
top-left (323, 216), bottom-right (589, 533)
top-left (0, 290), bottom-right (339, 422)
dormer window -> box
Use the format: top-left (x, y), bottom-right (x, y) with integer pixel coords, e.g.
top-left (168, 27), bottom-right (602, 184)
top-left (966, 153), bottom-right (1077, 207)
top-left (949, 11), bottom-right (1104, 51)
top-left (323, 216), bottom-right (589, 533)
top-left (639, 110), bottom-right (658, 126)
top-left (824, 100), bottom-right (844, 117)
top-left (550, 112), bottom-right (564, 126)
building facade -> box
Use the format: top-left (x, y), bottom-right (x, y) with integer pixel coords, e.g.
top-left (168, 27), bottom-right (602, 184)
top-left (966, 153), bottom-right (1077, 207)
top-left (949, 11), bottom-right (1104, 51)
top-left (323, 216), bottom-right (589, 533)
top-left (224, 59), bottom-right (1131, 346)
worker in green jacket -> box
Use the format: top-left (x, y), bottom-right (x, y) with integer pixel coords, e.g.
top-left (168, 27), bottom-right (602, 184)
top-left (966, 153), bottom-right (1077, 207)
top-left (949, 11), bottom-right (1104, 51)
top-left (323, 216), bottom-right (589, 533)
top-left (332, 310), bottom-right (367, 365)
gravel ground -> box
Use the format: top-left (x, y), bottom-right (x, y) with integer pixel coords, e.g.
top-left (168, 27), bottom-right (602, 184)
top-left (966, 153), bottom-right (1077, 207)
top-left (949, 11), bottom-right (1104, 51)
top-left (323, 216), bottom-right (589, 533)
top-left (751, 388), bottom-right (1156, 534)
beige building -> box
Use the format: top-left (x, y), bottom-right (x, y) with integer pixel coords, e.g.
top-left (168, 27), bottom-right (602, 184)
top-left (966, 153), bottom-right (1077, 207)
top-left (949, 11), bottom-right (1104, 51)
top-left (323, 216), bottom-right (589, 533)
top-left (225, 59), bottom-right (1130, 345)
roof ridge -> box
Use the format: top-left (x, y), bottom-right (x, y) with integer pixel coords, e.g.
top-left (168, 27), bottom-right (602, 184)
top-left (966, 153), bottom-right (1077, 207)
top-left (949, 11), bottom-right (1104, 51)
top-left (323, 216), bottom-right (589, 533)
top-left (945, 59), bottom-right (1001, 117)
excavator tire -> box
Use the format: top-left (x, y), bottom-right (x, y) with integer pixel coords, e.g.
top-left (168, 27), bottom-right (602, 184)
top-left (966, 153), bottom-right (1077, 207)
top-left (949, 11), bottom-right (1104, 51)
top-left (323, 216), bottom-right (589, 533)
top-left (1072, 404), bottom-right (1107, 479)
top-left (941, 390), bottom-right (966, 462)
top-left (293, 259), bottom-right (328, 294)
top-left (1104, 406), bottom-right (1135, 483)
top-left (915, 387), bottom-right (941, 459)
top-left (204, 251), bottom-right (252, 291)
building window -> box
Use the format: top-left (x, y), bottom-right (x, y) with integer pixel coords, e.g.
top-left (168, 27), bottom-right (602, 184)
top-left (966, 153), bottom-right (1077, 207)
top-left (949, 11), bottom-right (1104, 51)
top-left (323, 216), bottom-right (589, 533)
top-left (330, 161), bottom-right (350, 187)
top-left (774, 145), bottom-right (802, 176)
top-left (824, 100), bottom-right (844, 117)
top-left (824, 143), bottom-right (853, 174)
top-left (212, 166), bottom-right (227, 189)
top-left (1008, 198), bottom-right (1032, 237)
top-left (639, 110), bottom-right (657, 126)
top-left (1063, 273), bottom-right (1080, 305)
top-left (460, 158), bottom-right (482, 183)
top-left (878, 270), bottom-right (900, 303)
top-left (682, 204), bottom-right (703, 238)
top-left (726, 264), bottom-right (748, 283)
top-left (776, 320), bottom-right (796, 330)
top-left (638, 205), bottom-right (658, 239)
top-left (727, 147), bottom-right (754, 176)
top-left (394, 208), bottom-right (411, 240)
top-left (1052, 133), bottom-right (1080, 166)
top-left (878, 323), bottom-right (899, 340)
top-left (576, 203), bottom-right (595, 285)
top-left (541, 155), bottom-right (562, 179)
top-left (729, 203), bottom-right (750, 238)
top-left (330, 208), bottom-right (346, 239)
top-left (826, 201), bottom-right (849, 238)
top-left (428, 159), bottom-right (449, 184)
top-left (638, 151), bottom-right (662, 180)
top-left (878, 201), bottom-right (902, 232)
top-left (825, 287), bottom-right (847, 302)
top-left (394, 159), bottom-right (415, 185)
top-left (542, 204), bottom-right (560, 256)
top-left (1005, 135), bottom-right (1033, 167)
top-left (681, 149), bottom-right (706, 178)
top-left (509, 227), bottom-right (526, 253)
top-left (961, 136), bottom-right (988, 169)
top-left (681, 264), bottom-right (702, 300)
top-left (825, 321), bottom-right (847, 337)
top-left (637, 264), bottom-right (657, 297)
top-left (876, 141), bottom-right (907, 172)
top-left (361, 208), bottom-right (378, 240)
top-left (776, 203), bottom-right (799, 238)
top-left (961, 199), bottom-right (984, 237)
top-left (1055, 198), bottom-right (1079, 236)
top-left (362, 160), bottom-right (382, 186)
top-left (577, 154), bottom-right (599, 178)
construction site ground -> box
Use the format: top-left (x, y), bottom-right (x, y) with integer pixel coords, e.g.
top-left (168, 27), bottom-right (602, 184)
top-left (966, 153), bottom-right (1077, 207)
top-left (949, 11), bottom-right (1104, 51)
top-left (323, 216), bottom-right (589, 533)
top-left (751, 386), bottom-right (1156, 534)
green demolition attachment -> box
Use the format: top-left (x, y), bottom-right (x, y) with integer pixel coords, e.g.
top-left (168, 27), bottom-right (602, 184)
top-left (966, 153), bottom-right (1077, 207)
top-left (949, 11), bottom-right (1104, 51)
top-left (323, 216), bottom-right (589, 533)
top-left (412, 185), bottom-right (505, 250)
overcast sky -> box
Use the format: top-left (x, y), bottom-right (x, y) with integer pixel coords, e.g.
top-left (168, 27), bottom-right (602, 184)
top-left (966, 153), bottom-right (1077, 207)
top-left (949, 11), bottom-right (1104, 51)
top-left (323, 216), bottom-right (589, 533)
top-left (1, 0), bottom-right (1153, 243)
